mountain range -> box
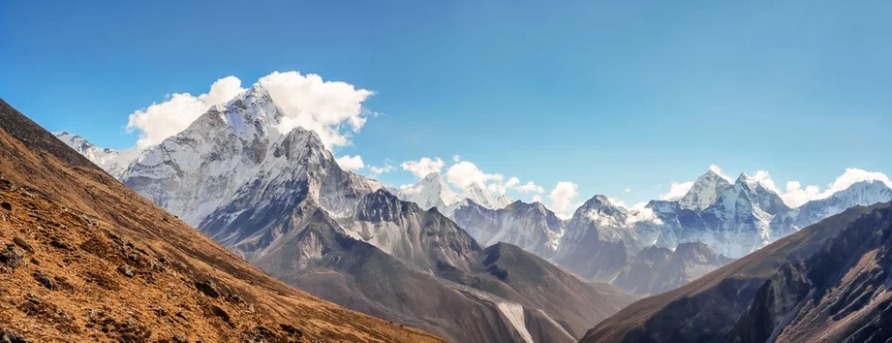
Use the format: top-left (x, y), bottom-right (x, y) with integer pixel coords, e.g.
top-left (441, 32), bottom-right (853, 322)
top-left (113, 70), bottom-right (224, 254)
top-left (582, 201), bottom-right (892, 343)
top-left (52, 83), bottom-right (892, 341)
top-left (0, 97), bottom-right (442, 342)
top-left (53, 86), bottom-right (633, 342)
top-left (446, 167), bottom-right (892, 295)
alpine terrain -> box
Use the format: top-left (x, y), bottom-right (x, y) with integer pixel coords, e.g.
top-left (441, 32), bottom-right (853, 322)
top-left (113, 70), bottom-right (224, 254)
top-left (56, 86), bottom-right (634, 343)
top-left (581, 201), bottom-right (892, 343)
top-left (449, 167), bottom-right (892, 295)
top-left (0, 98), bottom-right (443, 342)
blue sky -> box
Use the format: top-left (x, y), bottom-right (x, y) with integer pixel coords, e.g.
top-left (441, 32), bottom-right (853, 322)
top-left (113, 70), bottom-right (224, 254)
top-left (2, 0), bottom-right (891, 210)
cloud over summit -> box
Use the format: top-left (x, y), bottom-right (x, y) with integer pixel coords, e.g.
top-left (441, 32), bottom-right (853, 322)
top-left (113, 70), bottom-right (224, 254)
top-left (126, 71), bottom-right (372, 149)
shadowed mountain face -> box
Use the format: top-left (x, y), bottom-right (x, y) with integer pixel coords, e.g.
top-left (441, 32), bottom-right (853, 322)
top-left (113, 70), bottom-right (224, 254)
top-left (612, 242), bottom-right (733, 296)
top-left (57, 87), bottom-right (633, 343)
top-left (454, 197), bottom-right (732, 296)
top-left (727, 204), bottom-right (892, 343)
top-left (211, 183), bottom-right (631, 342)
top-left (0, 98), bottom-right (443, 342)
top-left (581, 201), bottom-right (892, 343)
top-left (450, 168), bottom-right (891, 298)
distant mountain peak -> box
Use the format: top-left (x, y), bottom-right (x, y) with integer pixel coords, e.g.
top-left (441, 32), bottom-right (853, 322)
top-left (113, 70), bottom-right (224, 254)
top-left (679, 169), bottom-right (734, 210)
top-left (576, 194), bottom-right (624, 215)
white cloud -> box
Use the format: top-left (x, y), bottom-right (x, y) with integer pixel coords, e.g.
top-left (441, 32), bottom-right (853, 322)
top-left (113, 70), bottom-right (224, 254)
top-left (486, 176), bottom-right (544, 196)
top-left (781, 181), bottom-right (823, 207)
top-left (624, 187), bottom-right (632, 193)
top-left (549, 181), bottom-right (579, 219)
top-left (515, 181), bottom-right (545, 194)
top-left (126, 71), bottom-right (373, 150)
top-left (660, 181), bottom-right (694, 201)
top-left (750, 170), bottom-right (780, 192)
top-left (369, 163), bottom-right (395, 176)
top-left (446, 161), bottom-right (504, 190)
top-left (626, 202), bottom-right (664, 225)
top-left (825, 168), bottom-right (892, 193)
top-left (127, 76), bottom-right (245, 148)
top-left (335, 155), bottom-right (364, 171)
top-left (780, 168), bottom-right (892, 207)
top-left (532, 195), bottom-right (543, 203)
top-left (400, 157), bottom-right (445, 179)
top-left (260, 71), bottom-right (373, 148)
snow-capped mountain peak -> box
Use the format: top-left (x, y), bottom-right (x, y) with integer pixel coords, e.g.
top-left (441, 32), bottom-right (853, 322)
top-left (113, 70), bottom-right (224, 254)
top-left (53, 131), bottom-right (140, 179)
top-left (53, 131), bottom-right (119, 163)
top-left (679, 169), bottom-right (734, 210)
top-left (574, 194), bottom-right (626, 218)
top-left (394, 172), bottom-right (457, 210)
top-left (394, 174), bottom-right (512, 213)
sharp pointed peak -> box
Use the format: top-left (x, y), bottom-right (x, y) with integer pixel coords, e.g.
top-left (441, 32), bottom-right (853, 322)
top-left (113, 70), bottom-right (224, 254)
top-left (699, 166), bottom-right (733, 183)
top-left (421, 172), bottom-right (444, 182)
top-left (466, 182), bottom-right (486, 191)
top-left (579, 194), bottom-right (615, 209)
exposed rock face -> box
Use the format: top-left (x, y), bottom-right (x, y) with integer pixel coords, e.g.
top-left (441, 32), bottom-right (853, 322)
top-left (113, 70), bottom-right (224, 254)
top-left (580, 202), bottom-right (892, 343)
top-left (612, 242), bottom-right (733, 296)
top-left (393, 172), bottom-right (458, 211)
top-left (729, 203), bottom-right (892, 343)
top-left (452, 200), bottom-right (564, 257)
top-left (51, 88), bottom-right (632, 342)
top-left (680, 169), bottom-right (734, 211)
top-left (0, 97), bottom-right (443, 342)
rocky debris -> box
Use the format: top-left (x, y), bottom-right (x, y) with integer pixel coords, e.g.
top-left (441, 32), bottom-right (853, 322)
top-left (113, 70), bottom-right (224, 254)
top-left (48, 237), bottom-right (72, 250)
top-left (171, 335), bottom-right (188, 343)
top-left (32, 272), bottom-right (54, 290)
top-left (250, 326), bottom-right (276, 341)
top-left (0, 329), bottom-right (26, 343)
top-left (279, 324), bottom-right (303, 338)
top-left (207, 305), bottom-right (232, 327)
top-left (16, 294), bottom-right (78, 334)
top-left (52, 276), bottom-right (75, 291)
top-left (225, 293), bottom-right (245, 305)
top-left (194, 280), bottom-right (220, 298)
top-left (12, 237), bottom-right (32, 253)
top-left (83, 271), bottom-right (121, 291)
top-left (117, 264), bottom-right (134, 278)
top-left (0, 245), bottom-right (24, 268)
top-left (88, 314), bottom-right (151, 342)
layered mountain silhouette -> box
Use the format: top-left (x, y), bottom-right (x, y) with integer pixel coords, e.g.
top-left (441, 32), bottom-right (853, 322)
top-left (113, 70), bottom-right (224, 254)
top-left (581, 201), bottom-right (892, 343)
top-left (0, 98), bottom-right (442, 342)
top-left (451, 168), bottom-right (892, 296)
top-left (55, 86), bottom-right (633, 342)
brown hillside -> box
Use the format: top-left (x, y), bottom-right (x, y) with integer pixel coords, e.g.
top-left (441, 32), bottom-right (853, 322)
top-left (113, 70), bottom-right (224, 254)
top-left (0, 98), bottom-right (444, 343)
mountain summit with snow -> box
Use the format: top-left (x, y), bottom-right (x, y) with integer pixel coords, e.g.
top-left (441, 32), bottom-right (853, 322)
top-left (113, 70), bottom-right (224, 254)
top-left (678, 167), bottom-right (733, 210)
top-left (393, 172), bottom-right (457, 210)
top-left (55, 84), bottom-right (631, 342)
top-left (52, 131), bottom-right (139, 178)
top-left (394, 172), bottom-right (513, 214)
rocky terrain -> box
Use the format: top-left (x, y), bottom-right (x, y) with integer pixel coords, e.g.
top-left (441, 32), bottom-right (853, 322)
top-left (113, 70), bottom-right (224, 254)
top-left (53, 87), bottom-right (634, 342)
top-left (580, 201), bottom-right (892, 343)
top-left (0, 98), bottom-right (442, 342)
top-left (452, 168), bottom-right (891, 296)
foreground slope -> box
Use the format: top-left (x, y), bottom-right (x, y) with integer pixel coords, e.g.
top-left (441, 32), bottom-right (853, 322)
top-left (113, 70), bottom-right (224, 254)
top-left (581, 201), bottom-right (890, 343)
top-left (0, 98), bottom-right (442, 342)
